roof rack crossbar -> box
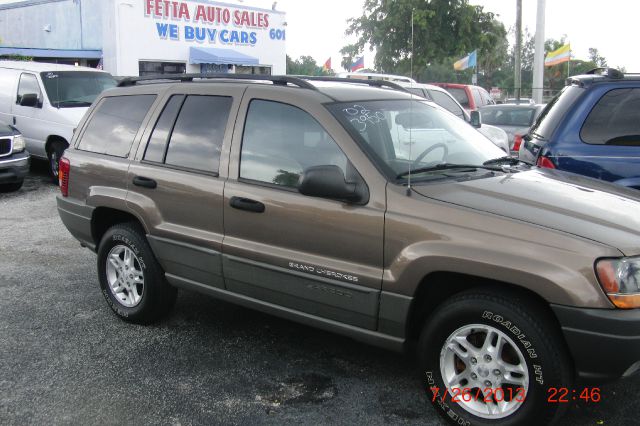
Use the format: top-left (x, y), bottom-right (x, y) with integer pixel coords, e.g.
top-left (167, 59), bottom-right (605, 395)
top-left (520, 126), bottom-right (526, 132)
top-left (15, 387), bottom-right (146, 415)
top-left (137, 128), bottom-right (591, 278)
top-left (117, 73), bottom-right (318, 90)
top-left (298, 76), bottom-right (410, 93)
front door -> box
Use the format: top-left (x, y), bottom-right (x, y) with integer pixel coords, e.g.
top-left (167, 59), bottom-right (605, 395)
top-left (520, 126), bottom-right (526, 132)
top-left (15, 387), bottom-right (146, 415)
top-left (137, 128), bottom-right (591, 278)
top-left (222, 87), bottom-right (386, 330)
top-left (11, 72), bottom-right (47, 157)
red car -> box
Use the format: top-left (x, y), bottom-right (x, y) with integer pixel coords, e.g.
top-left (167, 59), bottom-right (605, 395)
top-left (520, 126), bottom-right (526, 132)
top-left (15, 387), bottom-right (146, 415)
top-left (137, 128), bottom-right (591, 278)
top-left (431, 83), bottom-right (495, 111)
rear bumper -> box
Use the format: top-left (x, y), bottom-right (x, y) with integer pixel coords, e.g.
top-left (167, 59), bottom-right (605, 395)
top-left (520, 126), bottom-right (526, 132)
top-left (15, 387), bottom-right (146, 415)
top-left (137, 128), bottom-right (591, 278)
top-left (551, 304), bottom-right (640, 382)
top-left (0, 151), bottom-right (30, 183)
top-left (56, 195), bottom-right (96, 251)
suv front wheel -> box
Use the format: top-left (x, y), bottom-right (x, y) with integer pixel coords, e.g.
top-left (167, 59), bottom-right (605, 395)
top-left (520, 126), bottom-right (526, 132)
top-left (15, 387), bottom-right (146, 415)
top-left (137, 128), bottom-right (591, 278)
top-left (418, 289), bottom-right (572, 425)
top-left (97, 222), bottom-right (177, 324)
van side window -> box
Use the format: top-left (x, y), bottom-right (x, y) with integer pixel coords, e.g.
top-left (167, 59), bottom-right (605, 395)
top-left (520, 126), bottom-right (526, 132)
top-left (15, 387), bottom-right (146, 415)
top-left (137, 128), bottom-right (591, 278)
top-left (240, 100), bottom-right (348, 188)
top-left (144, 95), bottom-right (185, 163)
top-left (16, 73), bottom-right (41, 105)
top-left (77, 95), bottom-right (156, 157)
top-left (163, 95), bottom-right (232, 173)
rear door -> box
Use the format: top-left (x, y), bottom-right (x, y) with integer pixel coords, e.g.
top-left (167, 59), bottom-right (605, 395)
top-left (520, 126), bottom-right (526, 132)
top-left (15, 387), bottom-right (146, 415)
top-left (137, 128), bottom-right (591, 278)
top-left (127, 85), bottom-right (241, 289)
top-left (222, 86), bottom-right (386, 330)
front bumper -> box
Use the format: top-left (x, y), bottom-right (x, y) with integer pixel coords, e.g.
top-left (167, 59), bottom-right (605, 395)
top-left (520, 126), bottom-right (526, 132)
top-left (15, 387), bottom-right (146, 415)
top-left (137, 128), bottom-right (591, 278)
top-left (551, 304), bottom-right (640, 382)
top-left (0, 151), bottom-right (30, 183)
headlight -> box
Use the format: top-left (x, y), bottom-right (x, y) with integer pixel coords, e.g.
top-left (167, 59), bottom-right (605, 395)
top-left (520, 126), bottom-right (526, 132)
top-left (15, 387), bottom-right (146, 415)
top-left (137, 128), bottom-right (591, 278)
top-left (12, 135), bottom-right (25, 153)
top-left (596, 257), bottom-right (640, 308)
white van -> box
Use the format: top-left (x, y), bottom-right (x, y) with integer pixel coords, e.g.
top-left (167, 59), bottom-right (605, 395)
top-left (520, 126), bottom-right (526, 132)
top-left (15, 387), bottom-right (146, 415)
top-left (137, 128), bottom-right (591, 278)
top-left (0, 61), bottom-right (116, 180)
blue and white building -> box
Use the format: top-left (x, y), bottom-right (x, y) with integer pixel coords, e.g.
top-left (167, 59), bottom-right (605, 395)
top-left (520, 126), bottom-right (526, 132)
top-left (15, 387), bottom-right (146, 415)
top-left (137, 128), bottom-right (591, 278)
top-left (0, 0), bottom-right (287, 76)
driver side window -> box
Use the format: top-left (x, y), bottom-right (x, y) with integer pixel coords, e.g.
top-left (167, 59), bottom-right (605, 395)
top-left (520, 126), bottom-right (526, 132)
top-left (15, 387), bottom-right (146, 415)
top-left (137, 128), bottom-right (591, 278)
top-left (16, 73), bottom-right (42, 105)
top-left (240, 100), bottom-right (348, 189)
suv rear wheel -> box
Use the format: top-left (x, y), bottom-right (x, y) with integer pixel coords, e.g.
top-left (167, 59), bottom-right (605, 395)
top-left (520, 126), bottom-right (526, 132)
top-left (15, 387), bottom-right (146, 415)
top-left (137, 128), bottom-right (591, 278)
top-left (418, 290), bottom-right (571, 425)
top-left (97, 222), bottom-right (177, 324)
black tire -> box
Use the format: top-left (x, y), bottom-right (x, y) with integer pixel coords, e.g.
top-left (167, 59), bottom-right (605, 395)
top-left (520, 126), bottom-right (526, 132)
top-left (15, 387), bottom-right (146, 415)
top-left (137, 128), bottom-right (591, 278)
top-left (47, 140), bottom-right (67, 184)
top-left (97, 222), bottom-right (177, 324)
top-left (418, 289), bottom-right (572, 426)
top-left (0, 180), bottom-right (23, 192)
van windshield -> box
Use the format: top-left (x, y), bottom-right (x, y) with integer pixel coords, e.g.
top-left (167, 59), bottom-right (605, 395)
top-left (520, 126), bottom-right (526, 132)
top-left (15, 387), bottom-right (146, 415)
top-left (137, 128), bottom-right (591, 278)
top-left (40, 71), bottom-right (116, 108)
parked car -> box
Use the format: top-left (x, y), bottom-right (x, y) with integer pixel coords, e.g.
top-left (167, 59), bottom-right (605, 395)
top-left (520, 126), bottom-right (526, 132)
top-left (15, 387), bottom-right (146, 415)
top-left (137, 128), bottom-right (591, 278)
top-left (503, 97), bottom-right (535, 105)
top-left (520, 68), bottom-right (640, 190)
top-left (431, 82), bottom-right (495, 111)
top-left (0, 61), bottom-right (116, 181)
top-left (336, 71), bottom-right (417, 84)
top-left (57, 74), bottom-right (640, 426)
top-left (0, 125), bottom-right (29, 191)
top-left (479, 104), bottom-right (545, 154)
top-left (371, 77), bottom-right (510, 153)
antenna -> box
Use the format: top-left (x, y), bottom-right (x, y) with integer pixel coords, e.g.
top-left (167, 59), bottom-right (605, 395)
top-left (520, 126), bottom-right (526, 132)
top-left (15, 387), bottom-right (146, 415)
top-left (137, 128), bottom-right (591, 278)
top-left (406, 8), bottom-right (415, 196)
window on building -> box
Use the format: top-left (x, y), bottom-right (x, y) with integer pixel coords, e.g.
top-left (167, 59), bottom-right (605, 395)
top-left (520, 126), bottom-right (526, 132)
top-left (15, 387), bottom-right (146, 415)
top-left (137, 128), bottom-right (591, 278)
top-left (235, 65), bottom-right (272, 75)
top-left (163, 95), bottom-right (232, 173)
top-left (78, 95), bottom-right (156, 157)
top-left (138, 61), bottom-right (186, 76)
top-left (581, 88), bottom-right (640, 145)
top-left (16, 73), bottom-right (42, 105)
top-left (240, 100), bottom-right (348, 188)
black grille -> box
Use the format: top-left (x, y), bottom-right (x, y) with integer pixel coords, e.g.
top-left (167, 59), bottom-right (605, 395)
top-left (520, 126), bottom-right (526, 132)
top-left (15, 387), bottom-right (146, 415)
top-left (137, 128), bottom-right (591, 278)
top-left (0, 138), bottom-right (11, 156)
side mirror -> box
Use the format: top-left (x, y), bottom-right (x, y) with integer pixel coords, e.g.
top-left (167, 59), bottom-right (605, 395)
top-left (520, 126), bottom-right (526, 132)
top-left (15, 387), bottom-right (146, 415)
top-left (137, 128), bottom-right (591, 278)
top-left (20, 93), bottom-right (40, 108)
top-left (470, 110), bottom-right (482, 128)
top-left (298, 165), bottom-right (368, 204)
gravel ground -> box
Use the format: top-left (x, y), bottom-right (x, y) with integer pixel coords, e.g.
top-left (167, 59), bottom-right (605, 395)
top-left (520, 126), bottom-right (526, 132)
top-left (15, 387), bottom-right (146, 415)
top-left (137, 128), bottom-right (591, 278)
top-left (1, 161), bottom-right (638, 425)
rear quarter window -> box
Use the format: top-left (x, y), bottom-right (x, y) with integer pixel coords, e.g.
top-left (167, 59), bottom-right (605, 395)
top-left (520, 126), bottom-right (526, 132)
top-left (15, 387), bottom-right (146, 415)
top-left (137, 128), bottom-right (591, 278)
top-left (77, 95), bottom-right (156, 157)
top-left (445, 87), bottom-right (470, 108)
top-left (581, 88), bottom-right (640, 145)
top-left (529, 86), bottom-right (583, 141)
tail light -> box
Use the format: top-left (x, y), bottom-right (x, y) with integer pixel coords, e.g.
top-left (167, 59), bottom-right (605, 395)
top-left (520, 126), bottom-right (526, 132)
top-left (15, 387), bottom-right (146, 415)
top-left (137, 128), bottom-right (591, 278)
top-left (59, 156), bottom-right (70, 196)
top-left (536, 155), bottom-right (556, 169)
top-left (512, 134), bottom-right (523, 151)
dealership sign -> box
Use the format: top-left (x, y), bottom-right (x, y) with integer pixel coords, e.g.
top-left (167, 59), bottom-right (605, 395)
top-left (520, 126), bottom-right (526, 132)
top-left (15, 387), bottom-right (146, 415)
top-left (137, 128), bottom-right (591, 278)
top-left (144, 0), bottom-right (284, 46)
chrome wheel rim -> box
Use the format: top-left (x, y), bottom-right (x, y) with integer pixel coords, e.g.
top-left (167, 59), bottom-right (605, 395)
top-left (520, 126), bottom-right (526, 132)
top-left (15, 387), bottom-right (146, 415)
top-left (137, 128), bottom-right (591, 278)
top-left (439, 324), bottom-right (529, 419)
top-left (105, 245), bottom-right (144, 308)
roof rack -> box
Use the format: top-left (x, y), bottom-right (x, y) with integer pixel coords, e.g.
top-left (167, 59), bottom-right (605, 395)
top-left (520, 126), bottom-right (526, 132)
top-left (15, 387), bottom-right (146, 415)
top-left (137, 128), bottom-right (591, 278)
top-left (584, 67), bottom-right (624, 79)
top-left (117, 73), bottom-right (318, 90)
top-left (298, 76), bottom-right (410, 93)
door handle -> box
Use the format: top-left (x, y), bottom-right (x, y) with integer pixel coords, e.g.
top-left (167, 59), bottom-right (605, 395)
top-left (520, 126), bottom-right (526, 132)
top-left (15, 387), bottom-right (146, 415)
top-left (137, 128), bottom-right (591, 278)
top-left (12, 116), bottom-right (16, 125)
top-left (229, 196), bottom-right (265, 213)
top-left (132, 176), bottom-right (157, 189)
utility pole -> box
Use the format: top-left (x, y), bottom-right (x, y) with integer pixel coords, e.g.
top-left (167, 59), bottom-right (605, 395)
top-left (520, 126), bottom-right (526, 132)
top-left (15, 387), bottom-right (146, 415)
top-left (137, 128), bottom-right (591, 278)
top-left (514, 0), bottom-right (522, 101)
top-left (532, 0), bottom-right (546, 103)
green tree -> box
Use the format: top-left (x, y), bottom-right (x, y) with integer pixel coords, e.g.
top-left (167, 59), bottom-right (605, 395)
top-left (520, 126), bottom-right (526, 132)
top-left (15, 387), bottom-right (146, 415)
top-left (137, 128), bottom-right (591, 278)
top-left (286, 55), bottom-right (331, 76)
top-left (588, 48), bottom-right (607, 68)
top-left (340, 0), bottom-right (507, 81)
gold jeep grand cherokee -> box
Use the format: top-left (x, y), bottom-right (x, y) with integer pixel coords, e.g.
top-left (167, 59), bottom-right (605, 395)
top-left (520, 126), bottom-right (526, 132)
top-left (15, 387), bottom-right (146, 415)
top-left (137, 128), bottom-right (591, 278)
top-left (57, 74), bottom-right (640, 426)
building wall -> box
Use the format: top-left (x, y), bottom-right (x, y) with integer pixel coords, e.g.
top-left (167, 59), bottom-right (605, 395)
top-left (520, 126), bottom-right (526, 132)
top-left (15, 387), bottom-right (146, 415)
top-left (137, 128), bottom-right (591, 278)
top-left (102, 0), bottom-right (287, 76)
top-left (0, 0), bottom-right (104, 50)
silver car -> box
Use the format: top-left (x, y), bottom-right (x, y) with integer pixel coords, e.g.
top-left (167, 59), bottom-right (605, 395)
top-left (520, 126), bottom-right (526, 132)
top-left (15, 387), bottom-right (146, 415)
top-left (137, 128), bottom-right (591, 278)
top-left (479, 104), bottom-right (545, 154)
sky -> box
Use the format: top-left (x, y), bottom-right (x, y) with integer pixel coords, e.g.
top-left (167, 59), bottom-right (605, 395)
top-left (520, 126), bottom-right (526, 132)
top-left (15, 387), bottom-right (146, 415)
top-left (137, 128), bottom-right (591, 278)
top-left (0, 0), bottom-right (638, 72)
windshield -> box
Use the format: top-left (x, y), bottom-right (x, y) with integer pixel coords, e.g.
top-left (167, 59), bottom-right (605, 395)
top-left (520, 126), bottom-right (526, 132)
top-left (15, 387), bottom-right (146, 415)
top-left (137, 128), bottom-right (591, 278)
top-left (480, 107), bottom-right (536, 127)
top-left (40, 71), bottom-right (116, 108)
top-left (328, 100), bottom-right (505, 182)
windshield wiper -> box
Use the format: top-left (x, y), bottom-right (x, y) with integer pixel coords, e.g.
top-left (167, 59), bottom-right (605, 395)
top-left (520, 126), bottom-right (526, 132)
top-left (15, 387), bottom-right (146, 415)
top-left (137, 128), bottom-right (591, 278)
top-left (483, 156), bottom-right (522, 166)
top-left (53, 100), bottom-right (92, 108)
top-left (397, 163), bottom-right (503, 179)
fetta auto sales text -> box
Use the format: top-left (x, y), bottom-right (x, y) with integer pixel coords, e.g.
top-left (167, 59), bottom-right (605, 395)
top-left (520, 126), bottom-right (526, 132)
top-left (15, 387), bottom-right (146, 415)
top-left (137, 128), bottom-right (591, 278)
top-left (144, 0), bottom-right (270, 28)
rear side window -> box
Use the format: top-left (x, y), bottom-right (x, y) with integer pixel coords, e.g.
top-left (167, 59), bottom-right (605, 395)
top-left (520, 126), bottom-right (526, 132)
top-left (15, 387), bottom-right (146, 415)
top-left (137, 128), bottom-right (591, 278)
top-left (581, 88), bottom-right (640, 145)
top-left (446, 87), bottom-right (469, 108)
top-left (471, 88), bottom-right (482, 108)
top-left (144, 95), bottom-right (185, 163)
top-left (163, 95), bottom-right (232, 173)
top-left (428, 90), bottom-right (464, 118)
top-left (78, 95), bottom-right (156, 157)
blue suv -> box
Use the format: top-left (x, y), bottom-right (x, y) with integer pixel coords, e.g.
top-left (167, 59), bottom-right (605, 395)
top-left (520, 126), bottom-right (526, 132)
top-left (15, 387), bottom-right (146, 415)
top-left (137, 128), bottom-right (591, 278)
top-left (519, 68), bottom-right (640, 190)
